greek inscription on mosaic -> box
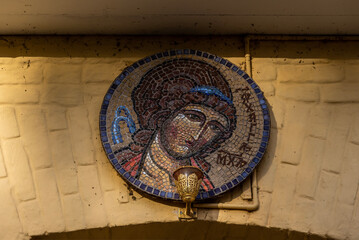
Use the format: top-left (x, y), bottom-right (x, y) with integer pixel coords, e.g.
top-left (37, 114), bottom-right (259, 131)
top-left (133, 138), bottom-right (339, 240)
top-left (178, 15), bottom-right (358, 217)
top-left (216, 150), bottom-right (247, 168)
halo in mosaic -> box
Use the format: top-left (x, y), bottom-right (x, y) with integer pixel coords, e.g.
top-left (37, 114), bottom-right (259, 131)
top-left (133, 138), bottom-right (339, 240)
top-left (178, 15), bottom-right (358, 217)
top-left (100, 49), bottom-right (270, 201)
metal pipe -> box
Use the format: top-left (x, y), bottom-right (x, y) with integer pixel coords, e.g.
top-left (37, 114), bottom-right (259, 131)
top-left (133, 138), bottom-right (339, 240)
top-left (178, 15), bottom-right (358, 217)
top-left (193, 170), bottom-right (259, 211)
top-left (245, 35), bottom-right (252, 77)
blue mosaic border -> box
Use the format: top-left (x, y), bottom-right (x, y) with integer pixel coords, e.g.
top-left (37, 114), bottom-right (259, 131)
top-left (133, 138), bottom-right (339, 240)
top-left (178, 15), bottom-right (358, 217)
top-left (99, 49), bottom-right (271, 201)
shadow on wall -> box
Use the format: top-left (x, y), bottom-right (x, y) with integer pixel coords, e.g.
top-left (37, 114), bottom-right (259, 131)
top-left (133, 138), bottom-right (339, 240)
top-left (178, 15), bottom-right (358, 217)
top-left (250, 39), bottom-right (359, 60)
top-left (254, 95), bottom-right (279, 184)
top-left (32, 221), bottom-right (335, 240)
top-left (0, 36), bottom-right (245, 58)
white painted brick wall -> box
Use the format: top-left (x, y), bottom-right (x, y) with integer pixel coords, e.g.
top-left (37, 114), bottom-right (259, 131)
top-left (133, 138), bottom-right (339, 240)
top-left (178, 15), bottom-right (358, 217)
top-left (257, 128), bottom-right (281, 193)
top-left (310, 171), bottom-right (339, 235)
top-left (277, 84), bottom-right (320, 102)
top-left (251, 58), bottom-right (277, 82)
top-left (268, 163), bottom-right (298, 229)
top-left (337, 143), bottom-right (359, 205)
top-left (296, 137), bottom-right (325, 198)
top-left (321, 83), bottom-right (359, 102)
top-left (42, 84), bottom-right (83, 106)
top-left (344, 64), bottom-right (359, 82)
top-left (0, 37), bottom-right (358, 240)
top-left (68, 107), bottom-right (95, 166)
top-left (82, 63), bottom-right (122, 83)
top-left (280, 102), bottom-right (311, 165)
top-left (0, 146), bottom-right (7, 177)
top-left (2, 138), bottom-right (36, 201)
top-left (322, 106), bottom-right (352, 173)
top-left (77, 165), bottom-right (107, 228)
top-left (307, 105), bottom-right (331, 139)
top-left (49, 130), bottom-right (79, 195)
top-left (44, 63), bottom-right (82, 84)
top-left (0, 178), bottom-right (24, 240)
top-left (17, 200), bottom-right (45, 236)
top-left (247, 191), bottom-right (272, 226)
top-left (61, 193), bottom-right (86, 231)
top-left (349, 189), bottom-right (359, 239)
top-left (17, 106), bottom-right (52, 169)
top-left (290, 196), bottom-right (315, 233)
top-left (33, 168), bottom-right (65, 233)
top-left (0, 107), bottom-right (20, 139)
top-left (0, 85), bottom-right (40, 104)
top-left (277, 64), bottom-right (344, 83)
top-left (46, 105), bottom-right (67, 131)
top-left (350, 112), bottom-right (359, 145)
top-left (0, 58), bottom-right (43, 84)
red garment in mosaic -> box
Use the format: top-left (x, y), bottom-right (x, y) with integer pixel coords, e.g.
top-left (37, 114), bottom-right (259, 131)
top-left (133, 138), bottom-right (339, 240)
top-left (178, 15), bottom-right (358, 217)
top-left (121, 153), bottom-right (214, 191)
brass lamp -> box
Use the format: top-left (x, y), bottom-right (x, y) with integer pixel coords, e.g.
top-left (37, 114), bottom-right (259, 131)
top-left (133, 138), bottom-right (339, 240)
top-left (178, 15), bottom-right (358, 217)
top-left (173, 166), bottom-right (204, 220)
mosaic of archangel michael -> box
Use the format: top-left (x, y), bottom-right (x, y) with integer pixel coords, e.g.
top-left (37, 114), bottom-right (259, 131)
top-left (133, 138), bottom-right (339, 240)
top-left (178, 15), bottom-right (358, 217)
top-left (100, 50), bottom-right (270, 200)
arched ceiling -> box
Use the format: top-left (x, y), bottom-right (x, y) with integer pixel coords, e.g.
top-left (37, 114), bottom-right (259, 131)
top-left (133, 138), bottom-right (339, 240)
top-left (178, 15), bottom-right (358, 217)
top-left (1, 0), bottom-right (359, 35)
top-left (32, 221), bottom-right (334, 240)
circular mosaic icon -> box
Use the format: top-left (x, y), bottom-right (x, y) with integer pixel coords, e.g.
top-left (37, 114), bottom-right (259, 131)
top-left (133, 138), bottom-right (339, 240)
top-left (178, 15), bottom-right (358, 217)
top-left (100, 49), bottom-right (270, 201)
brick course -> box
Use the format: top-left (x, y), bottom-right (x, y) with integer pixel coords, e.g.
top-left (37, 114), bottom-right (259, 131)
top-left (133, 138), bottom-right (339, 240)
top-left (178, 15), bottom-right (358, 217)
top-left (0, 107), bottom-right (20, 139)
top-left (2, 138), bottom-right (36, 201)
top-left (17, 106), bottom-right (52, 169)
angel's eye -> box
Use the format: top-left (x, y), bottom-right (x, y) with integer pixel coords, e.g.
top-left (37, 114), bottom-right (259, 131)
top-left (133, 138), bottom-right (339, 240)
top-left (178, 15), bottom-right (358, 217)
top-left (209, 123), bottom-right (221, 132)
top-left (185, 113), bottom-right (202, 122)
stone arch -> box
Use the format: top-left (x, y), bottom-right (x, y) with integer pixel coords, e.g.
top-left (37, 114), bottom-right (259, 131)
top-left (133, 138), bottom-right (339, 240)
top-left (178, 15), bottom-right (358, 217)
top-left (32, 221), bottom-right (334, 240)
